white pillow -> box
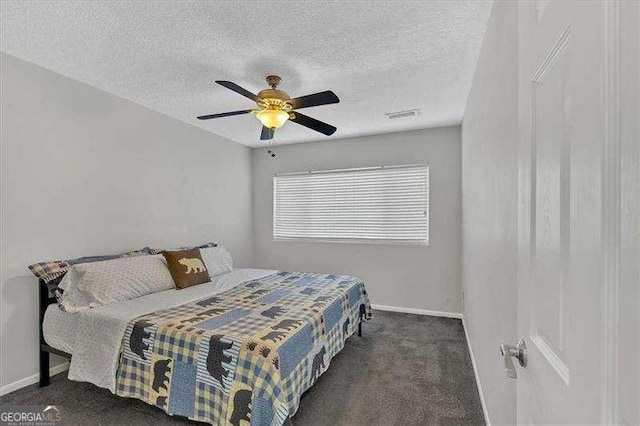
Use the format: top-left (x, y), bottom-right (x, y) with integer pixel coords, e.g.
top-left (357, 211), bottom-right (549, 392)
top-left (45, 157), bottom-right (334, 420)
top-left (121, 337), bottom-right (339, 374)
top-left (200, 246), bottom-right (233, 277)
top-left (58, 254), bottom-right (174, 312)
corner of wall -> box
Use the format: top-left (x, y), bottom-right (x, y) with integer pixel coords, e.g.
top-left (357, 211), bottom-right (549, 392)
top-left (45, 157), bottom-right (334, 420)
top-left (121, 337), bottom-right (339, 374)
top-left (460, 1), bottom-right (519, 424)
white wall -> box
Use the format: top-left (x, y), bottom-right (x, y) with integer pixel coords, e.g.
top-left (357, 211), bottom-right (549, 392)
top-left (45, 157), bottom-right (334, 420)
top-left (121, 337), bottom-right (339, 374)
top-left (0, 53), bottom-right (253, 389)
top-left (251, 127), bottom-right (462, 314)
top-left (618, 1), bottom-right (639, 423)
top-left (461, 1), bottom-right (518, 424)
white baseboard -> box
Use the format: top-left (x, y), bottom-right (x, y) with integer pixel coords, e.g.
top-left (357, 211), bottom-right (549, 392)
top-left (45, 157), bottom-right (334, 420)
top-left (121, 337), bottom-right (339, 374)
top-left (371, 303), bottom-right (463, 319)
top-left (0, 362), bottom-right (69, 396)
top-left (462, 317), bottom-right (490, 426)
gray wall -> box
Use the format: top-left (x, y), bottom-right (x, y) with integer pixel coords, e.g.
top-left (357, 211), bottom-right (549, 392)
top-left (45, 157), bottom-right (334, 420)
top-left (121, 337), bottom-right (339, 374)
top-left (461, 1), bottom-right (518, 424)
top-left (252, 127), bottom-right (462, 313)
top-left (0, 54), bottom-right (253, 389)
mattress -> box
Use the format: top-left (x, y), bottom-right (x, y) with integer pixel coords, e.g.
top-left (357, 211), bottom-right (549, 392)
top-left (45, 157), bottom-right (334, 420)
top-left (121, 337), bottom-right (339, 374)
top-left (42, 268), bottom-right (277, 358)
top-left (43, 303), bottom-right (77, 354)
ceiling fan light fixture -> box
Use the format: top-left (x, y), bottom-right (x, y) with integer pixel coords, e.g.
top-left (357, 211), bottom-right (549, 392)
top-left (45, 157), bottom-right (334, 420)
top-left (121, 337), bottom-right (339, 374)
top-left (256, 108), bottom-right (289, 129)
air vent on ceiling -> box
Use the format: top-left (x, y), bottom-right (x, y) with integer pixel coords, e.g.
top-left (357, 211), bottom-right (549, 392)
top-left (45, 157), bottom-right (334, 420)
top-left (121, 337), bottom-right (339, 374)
top-left (385, 109), bottom-right (420, 120)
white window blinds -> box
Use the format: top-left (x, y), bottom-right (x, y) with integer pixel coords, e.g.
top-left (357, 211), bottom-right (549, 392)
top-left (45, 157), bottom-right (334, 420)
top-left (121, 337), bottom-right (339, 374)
top-left (273, 164), bottom-right (429, 244)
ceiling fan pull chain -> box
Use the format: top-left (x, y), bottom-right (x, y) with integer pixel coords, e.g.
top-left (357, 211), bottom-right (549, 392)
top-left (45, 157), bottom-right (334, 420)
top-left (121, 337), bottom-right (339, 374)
top-left (266, 135), bottom-right (273, 157)
top-left (267, 134), bottom-right (276, 158)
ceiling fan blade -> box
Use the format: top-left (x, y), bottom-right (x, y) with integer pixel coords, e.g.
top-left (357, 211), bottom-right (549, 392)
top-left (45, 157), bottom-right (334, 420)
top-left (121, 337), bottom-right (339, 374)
top-left (260, 126), bottom-right (274, 140)
top-left (289, 112), bottom-right (337, 136)
top-left (287, 90), bottom-right (339, 110)
top-left (215, 81), bottom-right (260, 103)
top-left (197, 109), bottom-right (253, 120)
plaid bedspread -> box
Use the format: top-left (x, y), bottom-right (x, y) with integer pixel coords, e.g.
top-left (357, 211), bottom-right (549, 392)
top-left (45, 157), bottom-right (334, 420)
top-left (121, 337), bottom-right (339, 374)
top-left (115, 271), bottom-right (372, 425)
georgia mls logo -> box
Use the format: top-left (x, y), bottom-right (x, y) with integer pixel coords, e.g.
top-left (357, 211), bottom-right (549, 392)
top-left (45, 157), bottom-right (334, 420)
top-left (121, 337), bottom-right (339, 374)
top-left (42, 406), bottom-right (62, 422)
top-left (0, 405), bottom-right (63, 425)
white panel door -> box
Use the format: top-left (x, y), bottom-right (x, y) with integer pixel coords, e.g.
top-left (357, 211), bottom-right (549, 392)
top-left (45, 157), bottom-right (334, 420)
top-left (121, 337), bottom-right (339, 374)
top-left (515, 1), bottom-right (625, 423)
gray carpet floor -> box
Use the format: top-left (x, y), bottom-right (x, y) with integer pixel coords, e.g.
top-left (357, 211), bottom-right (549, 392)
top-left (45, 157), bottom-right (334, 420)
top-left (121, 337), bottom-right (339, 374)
top-left (0, 311), bottom-right (484, 425)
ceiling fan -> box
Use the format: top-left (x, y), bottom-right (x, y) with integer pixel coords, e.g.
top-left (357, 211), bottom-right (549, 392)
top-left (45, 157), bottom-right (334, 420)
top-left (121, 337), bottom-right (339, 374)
top-left (197, 75), bottom-right (339, 141)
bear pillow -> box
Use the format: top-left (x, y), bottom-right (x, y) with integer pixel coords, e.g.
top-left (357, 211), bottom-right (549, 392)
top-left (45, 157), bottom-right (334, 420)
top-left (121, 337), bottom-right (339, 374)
top-left (162, 248), bottom-right (211, 289)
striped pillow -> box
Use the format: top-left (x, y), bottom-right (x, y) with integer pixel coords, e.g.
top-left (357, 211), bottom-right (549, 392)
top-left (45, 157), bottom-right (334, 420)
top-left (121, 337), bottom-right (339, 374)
top-left (28, 260), bottom-right (69, 285)
top-left (148, 242), bottom-right (217, 255)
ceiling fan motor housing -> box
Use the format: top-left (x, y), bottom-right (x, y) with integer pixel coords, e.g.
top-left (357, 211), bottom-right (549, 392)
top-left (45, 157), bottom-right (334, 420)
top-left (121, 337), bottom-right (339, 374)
top-left (259, 75), bottom-right (291, 108)
top-left (257, 88), bottom-right (290, 102)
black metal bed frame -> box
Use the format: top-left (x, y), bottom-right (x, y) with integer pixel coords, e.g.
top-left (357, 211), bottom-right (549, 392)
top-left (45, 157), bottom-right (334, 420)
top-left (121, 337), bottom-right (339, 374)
top-left (38, 278), bottom-right (363, 388)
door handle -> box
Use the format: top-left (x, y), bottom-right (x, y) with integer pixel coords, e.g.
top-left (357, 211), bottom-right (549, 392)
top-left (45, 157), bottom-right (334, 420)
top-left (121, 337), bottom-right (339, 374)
top-left (500, 339), bottom-right (527, 379)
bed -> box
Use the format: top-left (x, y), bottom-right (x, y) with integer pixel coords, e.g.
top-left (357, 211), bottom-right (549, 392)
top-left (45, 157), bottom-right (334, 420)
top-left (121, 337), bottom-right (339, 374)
top-left (39, 267), bottom-right (372, 425)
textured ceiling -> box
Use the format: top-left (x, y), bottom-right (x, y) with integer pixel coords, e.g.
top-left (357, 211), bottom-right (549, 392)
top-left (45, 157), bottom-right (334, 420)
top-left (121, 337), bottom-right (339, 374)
top-left (1, 1), bottom-right (492, 148)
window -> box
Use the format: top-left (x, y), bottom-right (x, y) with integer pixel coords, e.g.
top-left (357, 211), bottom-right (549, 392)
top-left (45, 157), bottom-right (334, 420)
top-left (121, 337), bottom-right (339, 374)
top-left (273, 164), bottom-right (429, 244)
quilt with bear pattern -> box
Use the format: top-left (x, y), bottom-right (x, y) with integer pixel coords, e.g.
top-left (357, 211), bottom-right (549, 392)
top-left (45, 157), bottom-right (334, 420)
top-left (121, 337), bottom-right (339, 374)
top-left (115, 271), bottom-right (372, 425)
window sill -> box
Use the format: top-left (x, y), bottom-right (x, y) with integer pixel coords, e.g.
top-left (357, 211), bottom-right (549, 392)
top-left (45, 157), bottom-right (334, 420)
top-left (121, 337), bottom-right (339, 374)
top-left (272, 237), bottom-right (429, 246)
